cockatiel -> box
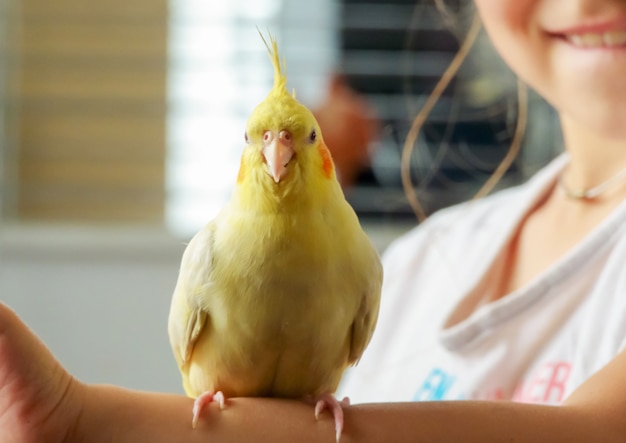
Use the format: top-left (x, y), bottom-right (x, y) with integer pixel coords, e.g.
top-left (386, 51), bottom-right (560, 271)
top-left (168, 33), bottom-right (382, 442)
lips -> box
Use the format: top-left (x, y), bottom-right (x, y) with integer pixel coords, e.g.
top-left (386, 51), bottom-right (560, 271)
top-left (548, 18), bottom-right (626, 49)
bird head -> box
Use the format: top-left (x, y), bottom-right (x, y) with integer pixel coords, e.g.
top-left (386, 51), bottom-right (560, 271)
top-left (237, 34), bottom-right (335, 193)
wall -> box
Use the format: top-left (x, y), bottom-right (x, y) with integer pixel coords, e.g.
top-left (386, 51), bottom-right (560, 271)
top-left (1, 226), bottom-right (185, 393)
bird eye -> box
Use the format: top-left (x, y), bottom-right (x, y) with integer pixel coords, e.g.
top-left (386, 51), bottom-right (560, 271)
top-left (244, 132), bottom-right (249, 143)
top-left (309, 130), bottom-right (317, 143)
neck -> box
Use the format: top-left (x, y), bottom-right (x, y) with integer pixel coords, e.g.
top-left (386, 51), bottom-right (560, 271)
top-left (233, 171), bottom-right (341, 215)
top-left (560, 115), bottom-right (626, 191)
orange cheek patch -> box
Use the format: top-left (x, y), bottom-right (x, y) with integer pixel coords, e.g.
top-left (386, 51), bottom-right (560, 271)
top-left (318, 143), bottom-right (334, 179)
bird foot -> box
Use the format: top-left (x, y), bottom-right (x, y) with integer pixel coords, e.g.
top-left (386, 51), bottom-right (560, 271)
top-left (191, 390), bottom-right (226, 428)
top-left (311, 393), bottom-right (350, 443)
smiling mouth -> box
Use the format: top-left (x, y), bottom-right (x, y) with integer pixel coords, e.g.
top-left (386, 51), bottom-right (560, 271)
top-left (561, 30), bottom-right (626, 48)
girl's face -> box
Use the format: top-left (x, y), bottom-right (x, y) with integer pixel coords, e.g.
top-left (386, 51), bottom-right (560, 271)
top-left (474, 0), bottom-right (626, 139)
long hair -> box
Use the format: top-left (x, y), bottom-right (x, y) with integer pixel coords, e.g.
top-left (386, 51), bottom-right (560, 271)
top-left (401, 5), bottom-right (528, 222)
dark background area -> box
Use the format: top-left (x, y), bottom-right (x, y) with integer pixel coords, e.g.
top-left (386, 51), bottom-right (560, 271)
top-left (339, 0), bottom-right (523, 220)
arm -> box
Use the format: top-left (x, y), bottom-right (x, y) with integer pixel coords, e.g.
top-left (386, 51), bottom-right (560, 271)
top-left (1, 301), bottom-right (624, 443)
top-left (78, 387), bottom-right (616, 443)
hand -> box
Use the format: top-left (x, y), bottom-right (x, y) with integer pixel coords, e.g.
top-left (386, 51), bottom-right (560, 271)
top-left (313, 74), bottom-right (381, 188)
top-left (0, 303), bottom-right (82, 443)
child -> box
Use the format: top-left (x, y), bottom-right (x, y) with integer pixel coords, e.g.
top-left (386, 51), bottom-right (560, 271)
top-left (2, 1), bottom-right (626, 441)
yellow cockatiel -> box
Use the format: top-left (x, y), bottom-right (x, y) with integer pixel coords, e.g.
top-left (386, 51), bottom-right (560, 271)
top-left (168, 33), bottom-right (382, 442)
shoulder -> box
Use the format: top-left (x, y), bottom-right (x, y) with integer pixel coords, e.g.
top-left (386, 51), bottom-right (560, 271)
top-left (381, 184), bottom-right (524, 277)
top-left (382, 154), bottom-right (567, 277)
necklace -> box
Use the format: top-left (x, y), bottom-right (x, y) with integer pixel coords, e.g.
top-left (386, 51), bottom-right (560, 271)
top-left (558, 166), bottom-right (626, 200)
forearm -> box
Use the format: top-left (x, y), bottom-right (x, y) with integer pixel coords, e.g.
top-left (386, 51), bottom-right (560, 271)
top-left (345, 401), bottom-right (604, 443)
top-left (74, 384), bottom-right (613, 443)
top-left (75, 385), bottom-right (337, 443)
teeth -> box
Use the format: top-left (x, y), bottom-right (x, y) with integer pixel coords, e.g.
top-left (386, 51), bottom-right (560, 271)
top-left (567, 30), bottom-right (626, 47)
top-left (603, 30), bottom-right (626, 45)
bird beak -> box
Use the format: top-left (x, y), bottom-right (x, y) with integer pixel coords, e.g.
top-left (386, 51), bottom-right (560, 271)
top-left (262, 130), bottom-right (294, 183)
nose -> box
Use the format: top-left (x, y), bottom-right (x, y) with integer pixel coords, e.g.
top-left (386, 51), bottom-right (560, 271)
top-left (263, 130), bottom-right (293, 148)
top-left (278, 130), bottom-right (292, 147)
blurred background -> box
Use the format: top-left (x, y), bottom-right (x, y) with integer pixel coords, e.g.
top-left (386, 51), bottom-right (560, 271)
top-left (0, 0), bottom-right (561, 394)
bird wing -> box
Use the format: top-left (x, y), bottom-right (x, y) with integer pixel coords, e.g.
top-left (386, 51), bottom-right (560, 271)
top-left (348, 245), bottom-right (383, 366)
top-left (168, 223), bottom-right (216, 370)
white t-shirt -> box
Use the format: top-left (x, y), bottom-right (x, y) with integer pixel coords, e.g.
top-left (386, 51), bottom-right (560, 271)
top-left (340, 154), bottom-right (626, 405)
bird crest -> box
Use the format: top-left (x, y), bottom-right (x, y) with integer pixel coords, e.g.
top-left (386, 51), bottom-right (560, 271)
top-left (258, 31), bottom-right (296, 99)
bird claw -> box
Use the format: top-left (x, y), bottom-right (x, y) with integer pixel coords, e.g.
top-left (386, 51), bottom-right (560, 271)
top-left (191, 390), bottom-right (226, 428)
top-left (312, 393), bottom-right (350, 443)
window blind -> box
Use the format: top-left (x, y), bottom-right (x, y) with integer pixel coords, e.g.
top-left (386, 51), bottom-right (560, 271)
top-left (339, 0), bottom-right (561, 218)
top-left (13, 0), bottom-right (167, 222)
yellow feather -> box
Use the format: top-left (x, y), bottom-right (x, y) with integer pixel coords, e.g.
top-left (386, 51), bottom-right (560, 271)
top-left (258, 30), bottom-right (288, 94)
top-left (168, 33), bottom-right (383, 433)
